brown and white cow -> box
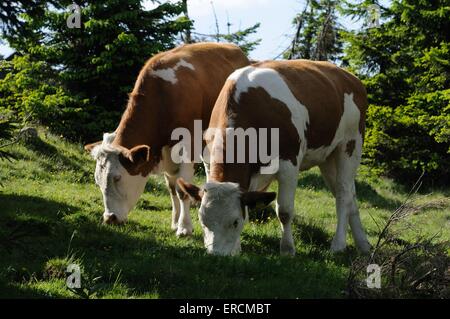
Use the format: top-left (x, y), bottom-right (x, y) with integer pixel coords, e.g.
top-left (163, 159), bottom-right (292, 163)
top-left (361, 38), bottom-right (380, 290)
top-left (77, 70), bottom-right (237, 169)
top-left (178, 60), bottom-right (371, 255)
top-left (84, 43), bottom-right (250, 236)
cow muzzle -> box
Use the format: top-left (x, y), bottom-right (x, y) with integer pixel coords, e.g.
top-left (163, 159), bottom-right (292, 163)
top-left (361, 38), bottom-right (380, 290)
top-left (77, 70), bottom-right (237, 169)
top-left (103, 212), bottom-right (123, 225)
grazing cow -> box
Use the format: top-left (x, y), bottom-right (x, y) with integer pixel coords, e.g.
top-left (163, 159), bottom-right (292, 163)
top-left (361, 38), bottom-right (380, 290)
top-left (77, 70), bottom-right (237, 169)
top-left (84, 43), bottom-right (250, 236)
top-left (178, 60), bottom-right (371, 255)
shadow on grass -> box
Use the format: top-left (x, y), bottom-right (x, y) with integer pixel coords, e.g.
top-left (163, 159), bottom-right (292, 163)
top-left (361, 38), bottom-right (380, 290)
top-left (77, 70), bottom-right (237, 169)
top-left (243, 218), bottom-right (331, 255)
top-left (298, 173), bottom-right (403, 210)
top-left (293, 218), bottom-right (331, 249)
top-left (135, 198), bottom-right (171, 211)
top-left (248, 206), bottom-right (277, 223)
top-left (0, 194), bottom-right (83, 258)
top-left (0, 193), bottom-right (347, 299)
top-left (242, 219), bottom-right (358, 269)
top-left (243, 211), bottom-right (375, 266)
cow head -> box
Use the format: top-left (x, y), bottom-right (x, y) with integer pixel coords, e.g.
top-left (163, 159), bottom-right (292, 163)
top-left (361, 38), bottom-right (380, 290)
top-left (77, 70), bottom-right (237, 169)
top-left (177, 179), bottom-right (276, 255)
top-left (85, 133), bottom-right (158, 224)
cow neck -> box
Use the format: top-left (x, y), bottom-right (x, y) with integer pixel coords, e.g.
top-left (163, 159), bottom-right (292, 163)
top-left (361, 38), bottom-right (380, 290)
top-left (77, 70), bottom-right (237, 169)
top-left (113, 77), bottom-right (168, 161)
top-left (209, 163), bottom-right (253, 191)
top-left (207, 82), bottom-right (257, 191)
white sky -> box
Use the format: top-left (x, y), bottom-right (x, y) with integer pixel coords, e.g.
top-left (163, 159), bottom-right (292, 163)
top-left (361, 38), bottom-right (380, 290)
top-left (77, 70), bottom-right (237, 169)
top-left (0, 0), bottom-right (386, 60)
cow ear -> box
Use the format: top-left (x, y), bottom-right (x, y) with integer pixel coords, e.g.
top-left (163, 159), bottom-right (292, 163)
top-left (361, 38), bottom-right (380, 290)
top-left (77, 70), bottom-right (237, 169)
top-left (128, 145), bottom-right (151, 167)
top-left (84, 141), bottom-right (102, 158)
top-left (176, 178), bottom-right (203, 202)
top-left (241, 191), bottom-right (276, 210)
top-left (84, 141), bottom-right (101, 152)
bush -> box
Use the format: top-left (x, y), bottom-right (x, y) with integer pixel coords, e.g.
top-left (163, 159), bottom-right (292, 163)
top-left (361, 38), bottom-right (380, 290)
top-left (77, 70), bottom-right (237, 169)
top-left (343, 1), bottom-right (450, 185)
top-left (1, 1), bottom-right (191, 141)
top-left (0, 55), bottom-right (118, 141)
top-left (363, 90), bottom-right (450, 185)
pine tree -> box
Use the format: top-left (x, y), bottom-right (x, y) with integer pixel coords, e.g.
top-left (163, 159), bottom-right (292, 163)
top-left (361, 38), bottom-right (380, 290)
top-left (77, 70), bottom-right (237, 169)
top-left (0, 1), bottom-right (57, 34)
top-left (1, 0), bottom-right (190, 140)
top-left (286, 0), bottom-right (343, 62)
top-left (342, 0), bottom-right (450, 184)
top-left (220, 23), bottom-right (261, 56)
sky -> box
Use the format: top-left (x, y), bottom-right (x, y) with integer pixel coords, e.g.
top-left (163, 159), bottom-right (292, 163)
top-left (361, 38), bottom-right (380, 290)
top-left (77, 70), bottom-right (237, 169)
top-left (0, 0), bottom-right (381, 60)
top-left (173, 0), bottom-right (305, 60)
top-left (153, 0), bottom-right (368, 60)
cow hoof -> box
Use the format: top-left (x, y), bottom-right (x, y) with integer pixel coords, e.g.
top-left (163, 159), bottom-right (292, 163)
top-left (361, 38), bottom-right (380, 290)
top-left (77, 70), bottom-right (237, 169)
top-left (280, 249), bottom-right (296, 257)
top-left (330, 239), bottom-right (347, 253)
top-left (176, 227), bottom-right (193, 237)
top-left (171, 223), bottom-right (178, 231)
top-left (357, 240), bottom-right (372, 254)
top-left (280, 244), bottom-right (296, 256)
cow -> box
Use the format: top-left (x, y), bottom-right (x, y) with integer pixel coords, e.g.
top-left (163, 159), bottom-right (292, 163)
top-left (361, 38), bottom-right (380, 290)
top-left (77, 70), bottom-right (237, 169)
top-left (177, 60), bottom-right (372, 255)
top-left (84, 43), bottom-right (250, 237)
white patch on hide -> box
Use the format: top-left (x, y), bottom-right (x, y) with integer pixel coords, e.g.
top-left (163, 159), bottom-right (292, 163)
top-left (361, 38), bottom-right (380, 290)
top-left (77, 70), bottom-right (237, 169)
top-left (151, 59), bottom-right (195, 84)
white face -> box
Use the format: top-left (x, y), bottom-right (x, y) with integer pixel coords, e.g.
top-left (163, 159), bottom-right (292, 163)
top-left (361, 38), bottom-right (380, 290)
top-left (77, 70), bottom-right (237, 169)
top-left (93, 147), bottom-right (148, 224)
top-left (198, 182), bottom-right (245, 256)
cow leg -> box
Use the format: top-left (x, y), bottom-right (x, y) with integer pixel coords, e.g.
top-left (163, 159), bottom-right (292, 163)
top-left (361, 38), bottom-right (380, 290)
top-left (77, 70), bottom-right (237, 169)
top-left (331, 148), bottom-right (352, 252)
top-left (164, 173), bottom-right (181, 231)
top-left (348, 182), bottom-right (371, 252)
top-left (276, 161), bottom-right (298, 256)
top-left (319, 150), bottom-right (337, 197)
top-left (175, 162), bottom-right (195, 237)
top-left (331, 137), bottom-right (370, 253)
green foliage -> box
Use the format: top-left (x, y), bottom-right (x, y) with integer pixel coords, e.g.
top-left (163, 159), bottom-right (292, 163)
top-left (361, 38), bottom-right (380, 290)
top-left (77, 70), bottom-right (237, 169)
top-left (0, 117), bottom-right (15, 142)
top-left (364, 99), bottom-right (450, 183)
top-left (220, 23), bottom-right (261, 56)
top-left (0, 55), bottom-right (94, 140)
top-left (343, 0), bottom-right (450, 184)
top-left (0, 1), bottom-right (57, 34)
top-left (0, 117), bottom-right (17, 163)
top-left (1, 0), bottom-right (190, 141)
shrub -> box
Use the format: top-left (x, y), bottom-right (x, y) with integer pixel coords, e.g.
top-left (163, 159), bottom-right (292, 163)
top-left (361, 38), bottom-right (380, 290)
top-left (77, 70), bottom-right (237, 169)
top-left (363, 90), bottom-right (450, 185)
top-left (0, 55), bottom-right (117, 141)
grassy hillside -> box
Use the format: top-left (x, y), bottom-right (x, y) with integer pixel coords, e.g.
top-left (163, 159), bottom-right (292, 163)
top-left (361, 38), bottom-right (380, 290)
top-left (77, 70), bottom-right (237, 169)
top-left (0, 129), bottom-right (449, 298)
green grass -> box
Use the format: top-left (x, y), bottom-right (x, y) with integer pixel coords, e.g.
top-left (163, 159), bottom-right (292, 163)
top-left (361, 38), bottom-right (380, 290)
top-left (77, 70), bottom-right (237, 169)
top-left (0, 129), bottom-right (449, 298)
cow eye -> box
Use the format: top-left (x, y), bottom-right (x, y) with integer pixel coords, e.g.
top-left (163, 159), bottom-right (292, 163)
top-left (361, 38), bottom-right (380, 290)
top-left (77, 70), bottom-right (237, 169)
top-left (233, 219), bottom-right (239, 228)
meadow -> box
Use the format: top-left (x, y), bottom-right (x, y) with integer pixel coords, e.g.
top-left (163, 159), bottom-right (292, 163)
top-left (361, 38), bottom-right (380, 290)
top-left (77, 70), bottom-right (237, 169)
top-left (0, 129), bottom-right (448, 298)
